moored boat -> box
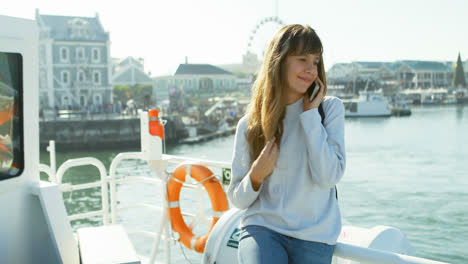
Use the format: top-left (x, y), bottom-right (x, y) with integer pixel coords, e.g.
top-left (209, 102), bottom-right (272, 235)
top-left (455, 89), bottom-right (468, 104)
top-left (342, 90), bottom-right (392, 117)
top-left (391, 104), bottom-right (412, 117)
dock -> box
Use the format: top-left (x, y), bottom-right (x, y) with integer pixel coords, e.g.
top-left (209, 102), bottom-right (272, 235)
top-left (391, 105), bottom-right (412, 117)
top-left (39, 115), bottom-right (181, 151)
top-left (179, 126), bottom-right (236, 144)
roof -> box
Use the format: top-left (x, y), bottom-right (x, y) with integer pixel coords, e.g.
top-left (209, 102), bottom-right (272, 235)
top-left (119, 57), bottom-right (143, 69)
top-left (386, 61), bottom-right (405, 71)
top-left (353, 61), bottom-right (389, 69)
top-left (399, 60), bottom-right (452, 71)
top-left (174, 64), bottom-right (234, 75)
top-left (112, 67), bottom-right (152, 85)
top-left (37, 13), bottom-right (108, 42)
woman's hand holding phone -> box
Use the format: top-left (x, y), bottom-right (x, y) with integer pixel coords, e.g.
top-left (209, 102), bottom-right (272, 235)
top-left (304, 77), bottom-right (324, 111)
top-left (309, 82), bottom-right (319, 101)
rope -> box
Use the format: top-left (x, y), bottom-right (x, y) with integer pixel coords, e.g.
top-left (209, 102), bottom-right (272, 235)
top-left (178, 238), bottom-right (193, 264)
top-left (165, 179), bottom-right (193, 264)
top-left (167, 172), bottom-right (218, 186)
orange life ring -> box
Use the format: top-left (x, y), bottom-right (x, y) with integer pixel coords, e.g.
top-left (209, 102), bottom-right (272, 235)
top-left (166, 164), bottom-right (229, 253)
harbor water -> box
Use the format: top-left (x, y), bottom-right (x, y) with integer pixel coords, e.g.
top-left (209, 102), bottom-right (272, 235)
top-left (40, 104), bottom-right (468, 263)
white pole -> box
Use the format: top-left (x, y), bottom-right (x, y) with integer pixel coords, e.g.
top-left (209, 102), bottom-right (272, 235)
top-left (149, 208), bottom-right (169, 264)
top-left (149, 180), bottom-right (171, 264)
top-left (47, 140), bottom-right (57, 183)
top-left (275, 0), bottom-right (279, 17)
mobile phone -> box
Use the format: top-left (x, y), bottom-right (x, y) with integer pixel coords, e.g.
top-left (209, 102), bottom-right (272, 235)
top-left (307, 81), bottom-right (319, 101)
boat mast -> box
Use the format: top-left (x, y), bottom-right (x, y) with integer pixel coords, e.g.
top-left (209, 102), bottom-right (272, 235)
top-left (275, 0), bottom-right (279, 17)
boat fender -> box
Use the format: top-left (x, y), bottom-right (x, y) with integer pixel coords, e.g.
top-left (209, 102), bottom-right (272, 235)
top-left (202, 208), bottom-right (244, 264)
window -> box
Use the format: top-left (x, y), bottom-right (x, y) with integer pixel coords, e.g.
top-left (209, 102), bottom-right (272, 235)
top-left (76, 47), bottom-right (84, 60)
top-left (80, 95), bottom-right (87, 106)
top-left (77, 70), bottom-right (85, 82)
top-left (61, 71), bottom-right (70, 85)
top-left (93, 71), bottom-right (101, 85)
top-left (62, 96), bottom-right (70, 107)
top-left (39, 45), bottom-right (46, 65)
top-left (40, 70), bottom-right (47, 89)
top-left (94, 94), bottom-right (102, 105)
top-left (92, 48), bottom-right (100, 63)
top-left (68, 18), bottom-right (89, 39)
top-left (0, 52), bottom-right (24, 180)
top-left (60, 47), bottom-right (69, 62)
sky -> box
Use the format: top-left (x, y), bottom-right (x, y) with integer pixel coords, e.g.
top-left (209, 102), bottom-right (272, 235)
top-left (3, 0), bottom-right (468, 77)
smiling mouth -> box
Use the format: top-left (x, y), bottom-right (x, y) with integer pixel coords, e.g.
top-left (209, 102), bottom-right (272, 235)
top-left (298, 77), bottom-right (312, 83)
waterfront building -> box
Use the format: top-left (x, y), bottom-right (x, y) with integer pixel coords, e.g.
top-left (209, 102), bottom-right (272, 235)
top-left (327, 60), bottom-right (455, 93)
top-left (326, 63), bottom-right (354, 83)
top-left (395, 60), bottom-right (453, 89)
top-left (327, 61), bottom-right (396, 94)
top-left (36, 9), bottom-right (112, 110)
top-left (112, 56), bottom-right (152, 87)
top-left (174, 63), bottom-right (237, 93)
top-left (235, 78), bottom-right (254, 95)
top-left (153, 63), bottom-right (237, 106)
top-left (152, 75), bottom-right (172, 107)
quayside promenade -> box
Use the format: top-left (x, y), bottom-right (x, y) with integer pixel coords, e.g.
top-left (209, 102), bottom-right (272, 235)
top-left (39, 112), bottom-right (182, 151)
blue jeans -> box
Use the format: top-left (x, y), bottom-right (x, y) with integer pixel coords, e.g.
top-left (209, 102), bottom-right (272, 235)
top-left (238, 225), bottom-right (335, 264)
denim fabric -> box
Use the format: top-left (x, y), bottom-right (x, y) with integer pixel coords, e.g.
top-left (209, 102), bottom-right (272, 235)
top-left (238, 225), bottom-right (335, 264)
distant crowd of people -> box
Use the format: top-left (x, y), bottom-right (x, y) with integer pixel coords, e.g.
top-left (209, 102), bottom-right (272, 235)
top-left (39, 101), bottom-right (148, 120)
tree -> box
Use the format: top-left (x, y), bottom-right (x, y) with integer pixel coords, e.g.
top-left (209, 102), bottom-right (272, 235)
top-left (113, 84), bottom-right (153, 108)
top-left (453, 53), bottom-right (466, 88)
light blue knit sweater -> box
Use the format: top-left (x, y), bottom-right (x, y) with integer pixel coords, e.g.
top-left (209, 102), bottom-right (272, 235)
top-left (227, 96), bottom-right (346, 245)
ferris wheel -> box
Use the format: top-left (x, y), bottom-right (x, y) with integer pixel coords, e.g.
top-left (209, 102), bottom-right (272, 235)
top-left (246, 16), bottom-right (286, 57)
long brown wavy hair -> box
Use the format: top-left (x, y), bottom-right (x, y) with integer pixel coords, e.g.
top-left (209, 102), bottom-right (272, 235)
top-left (245, 24), bottom-right (327, 162)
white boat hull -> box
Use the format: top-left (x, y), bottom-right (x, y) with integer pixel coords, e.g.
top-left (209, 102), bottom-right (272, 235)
top-left (343, 90), bottom-right (392, 117)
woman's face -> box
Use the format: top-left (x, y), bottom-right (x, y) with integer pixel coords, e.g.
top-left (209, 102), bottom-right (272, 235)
top-left (283, 53), bottom-right (320, 104)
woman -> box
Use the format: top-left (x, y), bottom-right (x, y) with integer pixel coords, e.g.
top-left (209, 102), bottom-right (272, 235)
top-left (227, 24), bottom-right (346, 264)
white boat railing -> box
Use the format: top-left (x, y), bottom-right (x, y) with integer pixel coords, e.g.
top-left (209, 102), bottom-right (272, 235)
top-left (334, 243), bottom-right (449, 264)
top-left (40, 142), bottom-right (232, 263)
top-left (38, 140), bottom-right (450, 264)
top-left (55, 157), bottom-right (110, 225)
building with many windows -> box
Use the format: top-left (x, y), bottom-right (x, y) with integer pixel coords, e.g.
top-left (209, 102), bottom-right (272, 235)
top-left (327, 60), bottom-right (457, 93)
top-left (36, 9), bottom-right (112, 110)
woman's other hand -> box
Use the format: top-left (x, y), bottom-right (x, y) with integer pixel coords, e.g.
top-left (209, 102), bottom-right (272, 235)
top-left (249, 138), bottom-right (279, 191)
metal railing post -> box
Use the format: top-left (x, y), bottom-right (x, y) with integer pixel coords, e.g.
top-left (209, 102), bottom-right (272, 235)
top-left (46, 140), bottom-right (57, 183)
top-left (149, 181), bottom-right (171, 264)
top-left (108, 152), bottom-right (144, 224)
top-left (55, 158), bottom-right (109, 225)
